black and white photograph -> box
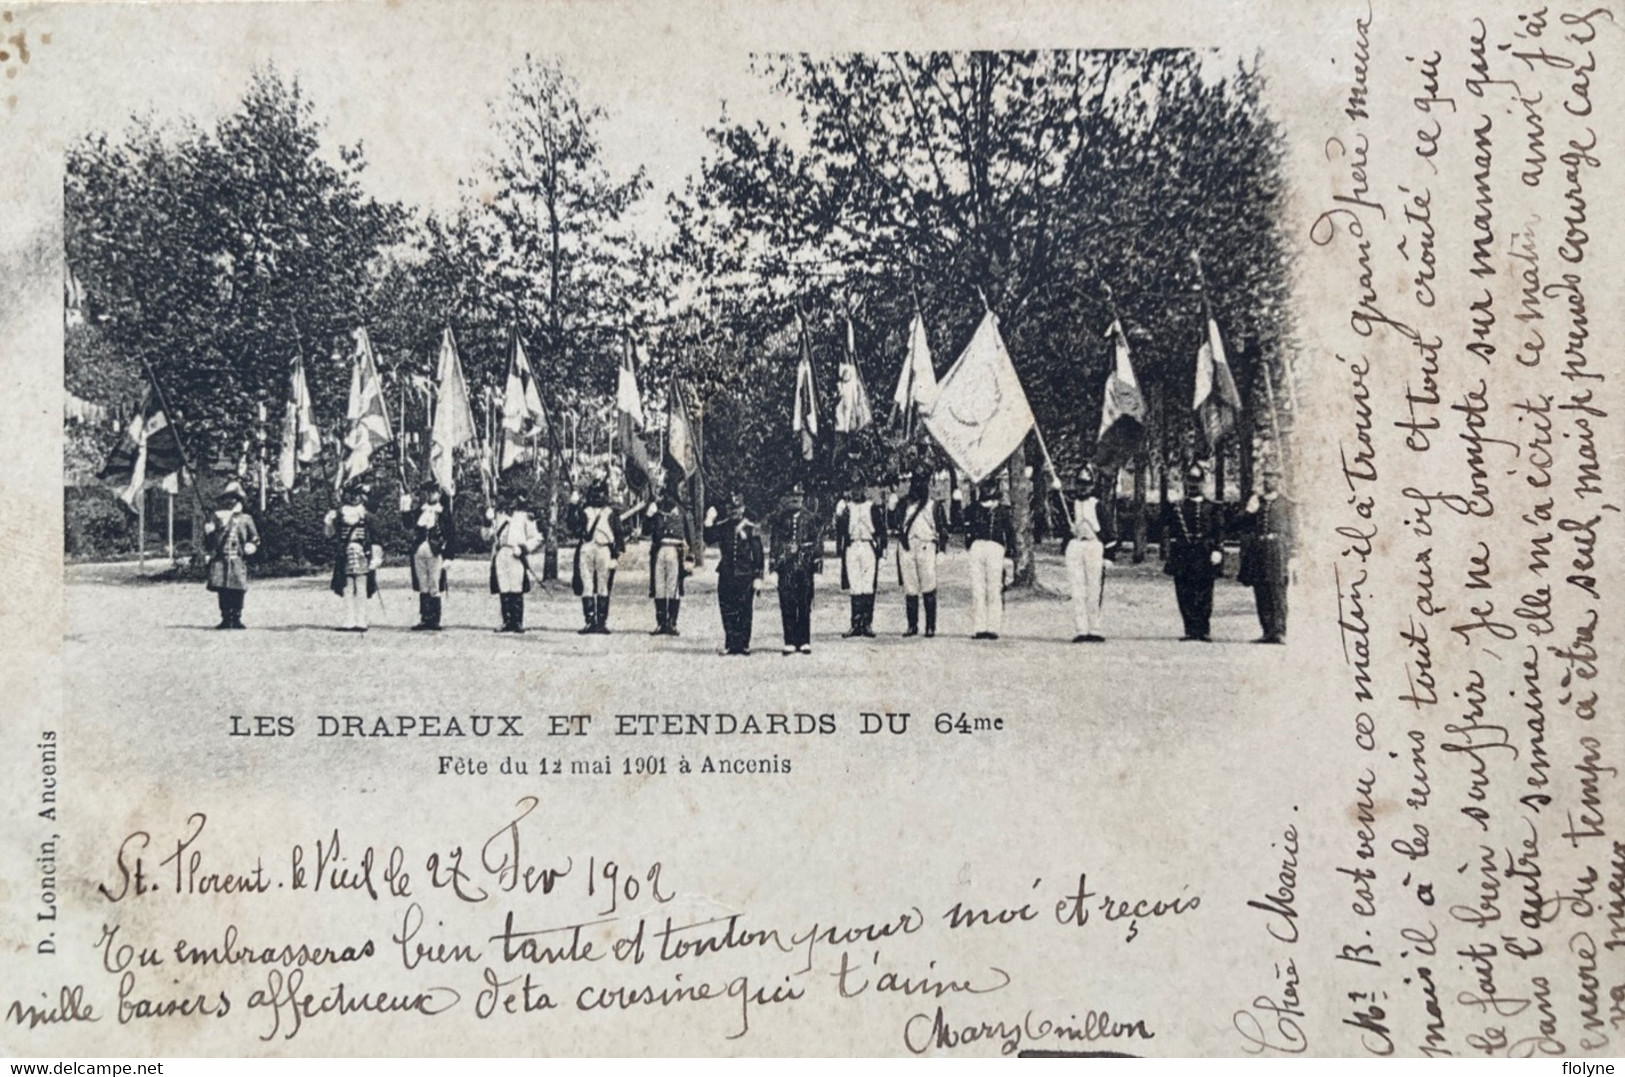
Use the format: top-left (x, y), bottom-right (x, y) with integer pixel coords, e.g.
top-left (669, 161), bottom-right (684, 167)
top-left (4, 0), bottom-right (1622, 1061)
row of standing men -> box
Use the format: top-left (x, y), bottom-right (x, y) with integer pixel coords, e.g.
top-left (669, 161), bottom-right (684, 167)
top-left (200, 462), bottom-right (1292, 649)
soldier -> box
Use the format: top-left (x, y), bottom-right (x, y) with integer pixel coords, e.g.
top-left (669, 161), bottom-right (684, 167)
top-left (1239, 462), bottom-right (1293, 644)
top-left (484, 489), bottom-right (542, 633)
top-left (568, 480), bottom-right (625, 635)
top-left (646, 491), bottom-right (696, 636)
top-left (835, 481), bottom-right (886, 638)
top-left (1163, 463), bottom-right (1224, 641)
top-left (402, 480), bottom-right (454, 632)
top-left (203, 481), bottom-right (258, 629)
top-left (324, 482), bottom-right (379, 632)
top-left (892, 471), bottom-right (948, 637)
top-left (1062, 464), bottom-right (1113, 643)
top-left (769, 483), bottom-right (822, 654)
top-left (964, 479), bottom-right (1016, 640)
top-left (705, 492), bottom-right (765, 655)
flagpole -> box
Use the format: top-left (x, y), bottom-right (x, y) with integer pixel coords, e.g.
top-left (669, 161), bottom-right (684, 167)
top-left (1189, 251), bottom-right (1224, 482)
top-left (132, 351), bottom-right (210, 532)
top-left (137, 486), bottom-right (146, 571)
top-left (166, 489), bottom-right (175, 564)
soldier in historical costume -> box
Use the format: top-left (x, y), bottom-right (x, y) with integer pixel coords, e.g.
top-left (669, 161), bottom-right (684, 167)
top-left (835, 481), bottom-right (887, 638)
top-left (324, 482), bottom-right (379, 632)
top-left (568, 480), bottom-right (626, 635)
top-left (769, 483), bottom-right (823, 654)
top-left (964, 479), bottom-right (1016, 640)
top-left (704, 492), bottom-right (765, 655)
top-left (1239, 461), bottom-right (1293, 644)
top-left (892, 471), bottom-right (949, 637)
top-left (1062, 464), bottom-right (1114, 643)
top-left (401, 480), bottom-right (454, 632)
top-left (203, 481), bottom-right (259, 629)
top-left (484, 489), bottom-right (542, 633)
top-left (1162, 463), bottom-right (1225, 641)
top-left (646, 491), bottom-right (696, 636)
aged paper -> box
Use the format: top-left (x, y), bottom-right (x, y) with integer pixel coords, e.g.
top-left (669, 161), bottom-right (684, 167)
top-left (1, 0), bottom-right (1621, 1058)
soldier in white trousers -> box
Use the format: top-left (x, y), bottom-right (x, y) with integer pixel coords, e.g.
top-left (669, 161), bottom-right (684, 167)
top-left (892, 471), bottom-right (949, 637)
top-left (835, 482), bottom-right (886, 638)
top-left (963, 480), bottom-right (1015, 640)
top-left (1062, 464), bottom-right (1112, 642)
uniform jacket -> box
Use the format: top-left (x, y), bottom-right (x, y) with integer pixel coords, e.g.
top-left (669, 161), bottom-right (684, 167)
top-left (835, 500), bottom-right (887, 591)
top-left (327, 505), bottom-right (378, 597)
top-left (893, 496), bottom-right (950, 553)
top-left (647, 505), bottom-right (696, 597)
top-left (403, 501), bottom-right (455, 592)
top-left (1162, 498), bottom-right (1224, 579)
top-left (706, 514), bottom-right (766, 580)
top-left (204, 510), bottom-right (259, 592)
top-left (484, 510), bottom-right (542, 594)
top-left (964, 501), bottom-right (1016, 551)
top-left (568, 501), bottom-right (627, 596)
top-left (769, 502), bottom-right (823, 577)
top-left (1238, 494), bottom-right (1293, 587)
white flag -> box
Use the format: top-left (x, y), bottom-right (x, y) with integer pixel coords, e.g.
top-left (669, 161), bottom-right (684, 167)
top-left (501, 334), bottom-right (548, 470)
top-left (335, 328), bottom-right (392, 491)
top-left (430, 328), bottom-right (478, 496)
top-left (921, 311), bottom-right (1035, 484)
top-left (892, 312), bottom-right (938, 414)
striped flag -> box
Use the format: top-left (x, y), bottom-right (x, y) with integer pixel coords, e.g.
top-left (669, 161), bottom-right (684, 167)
top-left (665, 376), bottom-right (700, 484)
top-left (276, 351), bottom-right (321, 492)
top-left (500, 332), bottom-right (549, 470)
top-left (1095, 319), bottom-right (1146, 471)
top-left (335, 328), bottom-right (393, 491)
top-left (617, 339), bottom-right (656, 492)
top-left (99, 386), bottom-right (185, 509)
top-left (835, 316), bottom-right (874, 434)
top-left (1193, 315), bottom-right (1242, 455)
top-left (430, 327), bottom-right (478, 497)
top-left (792, 325), bottom-right (819, 460)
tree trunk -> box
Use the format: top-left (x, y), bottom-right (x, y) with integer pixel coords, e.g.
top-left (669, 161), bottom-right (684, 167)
top-left (1008, 451), bottom-right (1036, 587)
top-left (1131, 455), bottom-right (1148, 564)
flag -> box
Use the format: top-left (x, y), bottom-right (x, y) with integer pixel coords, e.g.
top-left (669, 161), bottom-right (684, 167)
top-left (99, 386), bottom-right (185, 509)
top-left (665, 377), bottom-right (700, 485)
top-left (921, 310), bottom-right (1035, 484)
top-left (429, 327), bottom-right (478, 497)
top-left (892, 311), bottom-right (938, 420)
top-left (616, 339), bottom-right (646, 430)
top-left (335, 328), bottom-right (393, 491)
top-left (500, 332), bottom-right (549, 470)
top-left (1095, 319), bottom-right (1147, 471)
top-left (835, 317), bottom-right (874, 434)
top-left (792, 329), bottom-right (819, 461)
top-left (276, 351), bottom-right (321, 491)
top-left (1193, 315), bottom-right (1242, 455)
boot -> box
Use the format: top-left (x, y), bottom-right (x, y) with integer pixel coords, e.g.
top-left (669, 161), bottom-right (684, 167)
top-left (669, 598), bottom-right (681, 636)
top-left (923, 591), bottom-right (938, 638)
top-left (904, 595), bottom-right (920, 636)
top-left (413, 594), bottom-right (433, 631)
top-left (427, 595), bottom-right (442, 630)
top-left (862, 595), bottom-right (877, 637)
top-left (496, 595), bottom-right (512, 633)
top-left (578, 598), bottom-right (595, 635)
top-left (512, 595), bottom-right (526, 633)
top-left (843, 597), bottom-right (862, 638)
top-left (232, 593), bottom-right (246, 629)
top-left (593, 596), bottom-right (611, 634)
top-left (651, 600), bottom-right (668, 635)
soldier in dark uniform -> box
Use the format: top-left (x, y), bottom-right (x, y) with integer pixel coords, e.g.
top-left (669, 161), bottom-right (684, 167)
top-left (1239, 462), bottom-right (1293, 644)
top-left (891, 471), bottom-right (949, 637)
top-left (964, 479), bottom-right (1016, 639)
top-left (646, 491), bottom-right (696, 636)
top-left (705, 492), bottom-right (765, 655)
top-left (402, 480), bottom-right (454, 631)
top-left (835, 481), bottom-right (887, 638)
top-left (769, 483), bottom-right (823, 654)
top-left (1162, 463), bottom-right (1224, 641)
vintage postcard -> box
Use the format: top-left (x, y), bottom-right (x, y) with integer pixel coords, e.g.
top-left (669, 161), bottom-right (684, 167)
top-left (1, 0), bottom-right (1621, 1058)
